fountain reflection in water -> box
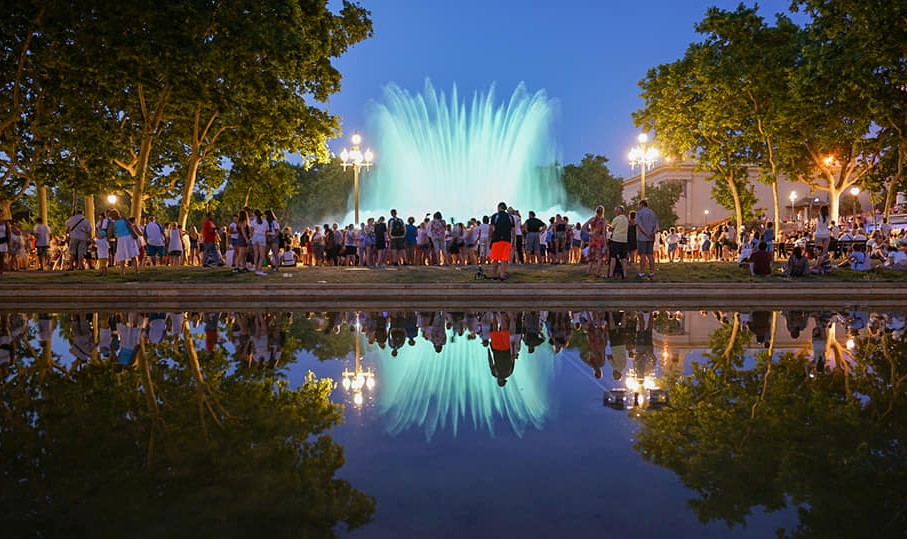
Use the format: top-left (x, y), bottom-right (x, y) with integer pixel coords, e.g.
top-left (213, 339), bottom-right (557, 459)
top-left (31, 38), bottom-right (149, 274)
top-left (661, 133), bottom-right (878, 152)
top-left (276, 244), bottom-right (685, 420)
top-left (355, 80), bottom-right (568, 222)
top-left (373, 335), bottom-right (557, 440)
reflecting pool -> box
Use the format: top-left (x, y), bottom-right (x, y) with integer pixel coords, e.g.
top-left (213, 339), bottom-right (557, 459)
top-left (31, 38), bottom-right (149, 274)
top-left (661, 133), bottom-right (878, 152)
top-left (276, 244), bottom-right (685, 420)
top-left (1, 308), bottom-right (905, 538)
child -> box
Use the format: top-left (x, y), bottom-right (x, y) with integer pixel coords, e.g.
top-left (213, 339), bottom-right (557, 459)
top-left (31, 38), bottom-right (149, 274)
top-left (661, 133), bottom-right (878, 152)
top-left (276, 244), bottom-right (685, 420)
top-left (95, 229), bottom-right (109, 276)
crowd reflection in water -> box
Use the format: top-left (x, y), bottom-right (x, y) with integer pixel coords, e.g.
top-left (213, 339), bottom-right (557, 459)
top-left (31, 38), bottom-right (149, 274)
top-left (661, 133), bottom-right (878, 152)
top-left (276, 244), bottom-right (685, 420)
top-left (2, 307), bottom-right (903, 395)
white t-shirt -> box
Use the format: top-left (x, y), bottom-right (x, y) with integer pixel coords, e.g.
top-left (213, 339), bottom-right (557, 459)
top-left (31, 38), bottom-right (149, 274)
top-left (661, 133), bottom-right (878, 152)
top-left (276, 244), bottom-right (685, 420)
top-left (144, 222), bottom-right (165, 247)
top-left (169, 229), bottom-right (183, 252)
top-left (250, 219), bottom-right (270, 237)
top-left (814, 215), bottom-right (831, 239)
top-left (35, 224), bottom-right (51, 247)
top-left (887, 250), bottom-right (907, 267)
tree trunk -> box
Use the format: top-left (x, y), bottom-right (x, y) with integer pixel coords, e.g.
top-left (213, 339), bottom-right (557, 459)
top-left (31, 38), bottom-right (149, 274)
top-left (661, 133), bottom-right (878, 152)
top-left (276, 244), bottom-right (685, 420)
top-left (771, 182), bottom-right (780, 227)
top-left (727, 171), bottom-right (744, 228)
top-left (37, 183), bottom-right (48, 224)
top-left (130, 136), bottom-right (155, 220)
top-left (829, 186), bottom-right (841, 223)
top-left (0, 199), bottom-right (11, 220)
top-left (177, 154), bottom-right (202, 229)
top-left (85, 195), bottom-right (96, 237)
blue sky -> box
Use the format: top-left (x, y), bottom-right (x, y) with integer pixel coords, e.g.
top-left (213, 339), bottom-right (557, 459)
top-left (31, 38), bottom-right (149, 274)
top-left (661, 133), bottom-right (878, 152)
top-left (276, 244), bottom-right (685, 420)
top-left (325, 0), bottom-right (798, 177)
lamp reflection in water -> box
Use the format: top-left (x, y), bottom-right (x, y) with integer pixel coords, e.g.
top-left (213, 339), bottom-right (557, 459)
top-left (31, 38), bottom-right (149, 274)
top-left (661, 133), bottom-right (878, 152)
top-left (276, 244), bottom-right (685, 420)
top-left (374, 331), bottom-right (557, 440)
top-left (341, 319), bottom-right (376, 407)
top-left (604, 345), bottom-right (668, 410)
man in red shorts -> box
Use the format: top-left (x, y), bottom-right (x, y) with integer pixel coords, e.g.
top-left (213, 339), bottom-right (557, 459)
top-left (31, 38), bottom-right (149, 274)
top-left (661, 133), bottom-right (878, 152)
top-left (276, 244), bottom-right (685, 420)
top-left (488, 202), bottom-right (516, 281)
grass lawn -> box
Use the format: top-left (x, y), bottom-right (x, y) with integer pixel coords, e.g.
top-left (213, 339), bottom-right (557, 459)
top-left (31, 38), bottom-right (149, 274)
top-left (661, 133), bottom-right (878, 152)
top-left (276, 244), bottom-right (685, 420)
top-left (2, 261), bottom-right (906, 285)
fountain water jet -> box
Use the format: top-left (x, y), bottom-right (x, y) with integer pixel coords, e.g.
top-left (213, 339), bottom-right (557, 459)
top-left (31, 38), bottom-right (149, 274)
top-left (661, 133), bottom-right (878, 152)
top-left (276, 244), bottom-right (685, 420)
top-left (351, 80), bottom-right (568, 223)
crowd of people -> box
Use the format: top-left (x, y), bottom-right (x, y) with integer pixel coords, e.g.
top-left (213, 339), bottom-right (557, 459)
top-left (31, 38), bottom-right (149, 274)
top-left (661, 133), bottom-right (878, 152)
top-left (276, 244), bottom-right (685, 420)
top-left (1, 201), bottom-right (905, 278)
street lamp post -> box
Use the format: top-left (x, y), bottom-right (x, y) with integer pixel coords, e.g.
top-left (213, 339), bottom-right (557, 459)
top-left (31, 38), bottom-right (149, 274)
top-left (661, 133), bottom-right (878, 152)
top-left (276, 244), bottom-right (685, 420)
top-left (628, 133), bottom-right (659, 200)
top-left (850, 186), bottom-right (860, 219)
top-left (340, 132), bottom-right (375, 225)
top-left (703, 209), bottom-right (709, 225)
top-left (789, 191), bottom-right (798, 223)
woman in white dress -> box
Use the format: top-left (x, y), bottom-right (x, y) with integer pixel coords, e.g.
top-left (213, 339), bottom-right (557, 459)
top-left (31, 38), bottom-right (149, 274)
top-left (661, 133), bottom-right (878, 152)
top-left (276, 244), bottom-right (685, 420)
top-left (106, 210), bottom-right (140, 275)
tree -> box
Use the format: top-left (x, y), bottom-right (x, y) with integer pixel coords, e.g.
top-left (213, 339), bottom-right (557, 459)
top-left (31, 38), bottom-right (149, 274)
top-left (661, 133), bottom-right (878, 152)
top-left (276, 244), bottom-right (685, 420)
top-left (285, 159), bottom-right (356, 226)
top-left (560, 154), bottom-right (624, 217)
top-left (693, 6), bottom-right (803, 226)
top-left (634, 42), bottom-right (755, 228)
top-left (634, 317), bottom-right (907, 537)
top-left (0, 315), bottom-right (375, 537)
top-left (793, 0), bottom-right (907, 218)
top-left (32, 0), bottom-right (372, 222)
top-left (630, 181), bottom-right (682, 230)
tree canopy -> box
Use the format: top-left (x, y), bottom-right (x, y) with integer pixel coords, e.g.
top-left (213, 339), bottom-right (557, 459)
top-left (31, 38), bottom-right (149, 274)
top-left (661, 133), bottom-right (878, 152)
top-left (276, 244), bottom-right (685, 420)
top-left (0, 0), bottom-right (372, 228)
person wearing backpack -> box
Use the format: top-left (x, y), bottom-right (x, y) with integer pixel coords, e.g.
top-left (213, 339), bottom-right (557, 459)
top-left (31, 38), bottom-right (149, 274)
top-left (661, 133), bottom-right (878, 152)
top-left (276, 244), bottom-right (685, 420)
top-left (388, 208), bottom-right (406, 266)
top-left (488, 202), bottom-right (516, 281)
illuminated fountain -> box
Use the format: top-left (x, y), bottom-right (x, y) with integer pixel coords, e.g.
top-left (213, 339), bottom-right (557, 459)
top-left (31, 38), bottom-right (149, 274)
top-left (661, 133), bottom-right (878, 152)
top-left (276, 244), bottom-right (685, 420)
top-left (371, 332), bottom-right (558, 440)
top-left (352, 80), bottom-right (568, 222)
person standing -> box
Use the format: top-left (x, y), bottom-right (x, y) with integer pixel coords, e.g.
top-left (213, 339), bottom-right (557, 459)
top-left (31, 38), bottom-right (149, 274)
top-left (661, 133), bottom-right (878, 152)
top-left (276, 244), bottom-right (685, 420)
top-left (107, 209), bottom-right (140, 275)
top-left (388, 209), bottom-right (406, 267)
top-left (428, 212), bottom-right (447, 266)
top-left (64, 209), bottom-right (92, 270)
top-left (814, 205), bottom-right (831, 254)
top-left (201, 213), bottom-right (223, 267)
top-left (583, 206), bottom-right (607, 277)
top-left (635, 199), bottom-right (659, 280)
top-left (510, 207), bottom-right (523, 264)
top-left (608, 205), bottom-right (629, 279)
top-left (523, 210), bottom-right (545, 264)
top-left (374, 215), bottom-right (388, 267)
top-left (143, 215), bottom-right (166, 266)
top-left (488, 202), bottom-right (515, 281)
top-left (33, 218), bottom-right (51, 271)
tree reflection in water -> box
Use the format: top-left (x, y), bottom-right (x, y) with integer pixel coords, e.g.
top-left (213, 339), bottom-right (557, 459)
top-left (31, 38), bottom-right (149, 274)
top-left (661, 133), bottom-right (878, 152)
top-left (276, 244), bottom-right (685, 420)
top-left (633, 311), bottom-right (907, 538)
top-left (0, 312), bottom-right (374, 538)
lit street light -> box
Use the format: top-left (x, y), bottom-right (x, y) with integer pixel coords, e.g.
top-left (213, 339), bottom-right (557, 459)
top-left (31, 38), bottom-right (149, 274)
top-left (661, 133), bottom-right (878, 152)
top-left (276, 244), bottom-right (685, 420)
top-left (340, 132), bottom-right (374, 225)
top-left (850, 186), bottom-right (860, 219)
top-left (628, 133), bottom-right (659, 200)
top-left (789, 191), bottom-right (798, 222)
top-left (703, 209), bottom-right (709, 225)
top-left (106, 194), bottom-right (118, 205)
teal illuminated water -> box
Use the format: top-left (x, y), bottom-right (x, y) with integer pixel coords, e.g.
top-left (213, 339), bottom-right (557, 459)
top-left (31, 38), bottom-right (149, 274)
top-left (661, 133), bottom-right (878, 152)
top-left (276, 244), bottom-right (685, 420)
top-left (354, 80), bottom-right (568, 222)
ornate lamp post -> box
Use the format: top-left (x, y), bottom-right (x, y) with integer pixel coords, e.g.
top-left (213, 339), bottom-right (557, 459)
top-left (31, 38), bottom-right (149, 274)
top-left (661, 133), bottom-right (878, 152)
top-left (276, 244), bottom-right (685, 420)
top-left (339, 132), bottom-right (374, 225)
top-left (850, 186), bottom-right (860, 219)
top-left (628, 133), bottom-right (659, 200)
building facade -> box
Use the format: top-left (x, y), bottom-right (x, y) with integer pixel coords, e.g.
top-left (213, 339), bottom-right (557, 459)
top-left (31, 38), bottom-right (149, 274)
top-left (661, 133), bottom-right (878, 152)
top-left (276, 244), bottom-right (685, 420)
top-left (622, 160), bottom-right (871, 227)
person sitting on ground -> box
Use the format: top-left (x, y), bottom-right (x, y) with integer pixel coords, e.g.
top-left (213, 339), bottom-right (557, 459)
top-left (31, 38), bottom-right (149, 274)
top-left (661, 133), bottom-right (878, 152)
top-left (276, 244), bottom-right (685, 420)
top-left (810, 246), bottom-right (832, 275)
top-left (281, 248), bottom-right (298, 267)
top-left (749, 241), bottom-right (773, 276)
top-left (882, 242), bottom-right (907, 270)
top-left (782, 246), bottom-right (809, 277)
top-left (845, 242), bottom-right (872, 271)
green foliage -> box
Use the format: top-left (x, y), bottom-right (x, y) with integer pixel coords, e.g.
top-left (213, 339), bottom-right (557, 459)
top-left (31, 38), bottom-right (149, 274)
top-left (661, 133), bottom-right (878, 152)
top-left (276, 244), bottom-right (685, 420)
top-left (560, 154), bottom-right (624, 217)
top-left (218, 159), bottom-right (300, 219)
top-left (0, 326), bottom-right (375, 538)
top-left (710, 171), bottom-right (758, 222)
top-left (634, 320), bottom-right (907, 537)
top-left (1, 0), bottom-right (373, 221)
top-left (630, 181), bottom-right (682, 229)
top-left (285, 159), bottom-right (356, 227)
